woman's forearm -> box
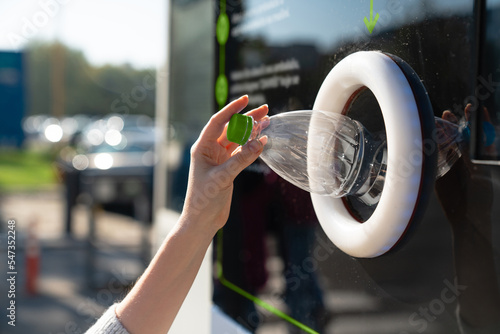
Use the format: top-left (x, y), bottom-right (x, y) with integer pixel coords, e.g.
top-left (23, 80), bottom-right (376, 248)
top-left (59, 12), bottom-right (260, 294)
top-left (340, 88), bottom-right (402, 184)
top-left (115, 212), bottom-right (218, 334)
top-left (107, 96), bottom-right (266, 334)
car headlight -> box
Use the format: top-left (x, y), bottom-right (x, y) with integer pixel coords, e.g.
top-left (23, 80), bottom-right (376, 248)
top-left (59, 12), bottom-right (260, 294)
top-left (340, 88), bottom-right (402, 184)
top-left (94, 153), bottom-right (114, 170)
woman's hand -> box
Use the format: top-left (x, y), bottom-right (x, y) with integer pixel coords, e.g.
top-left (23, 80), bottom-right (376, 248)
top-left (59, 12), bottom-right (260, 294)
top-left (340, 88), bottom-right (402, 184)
top-left (115, 96), bottom-right (268, 334)
top-left (183, 95), bottom-right (269, 231)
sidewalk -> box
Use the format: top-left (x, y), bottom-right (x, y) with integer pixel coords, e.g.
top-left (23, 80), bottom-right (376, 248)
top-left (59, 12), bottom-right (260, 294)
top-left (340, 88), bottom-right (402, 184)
top-left (0, 188), bottom-right (146, 334)
top-left (0, 189), bottom-right (449, 334)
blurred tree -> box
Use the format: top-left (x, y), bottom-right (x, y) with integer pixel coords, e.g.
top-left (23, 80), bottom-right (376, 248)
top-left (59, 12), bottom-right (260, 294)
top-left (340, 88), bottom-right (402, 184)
top-left (25, 41), bottom-right (156, 117)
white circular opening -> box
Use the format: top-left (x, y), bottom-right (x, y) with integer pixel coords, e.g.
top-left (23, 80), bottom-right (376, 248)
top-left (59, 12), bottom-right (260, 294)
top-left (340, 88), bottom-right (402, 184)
top-left (311, 51), bottom-right (423, 258)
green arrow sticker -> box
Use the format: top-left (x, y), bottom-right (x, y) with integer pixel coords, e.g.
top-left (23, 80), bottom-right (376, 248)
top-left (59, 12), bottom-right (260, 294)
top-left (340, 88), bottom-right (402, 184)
top-left (364, 0), bottom-right (379, 34)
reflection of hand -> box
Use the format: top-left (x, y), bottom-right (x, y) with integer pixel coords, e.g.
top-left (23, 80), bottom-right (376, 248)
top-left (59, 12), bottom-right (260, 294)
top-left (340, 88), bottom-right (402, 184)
top-left (449, 104), bottom-right (498, 157)
top-left (435, 105), bottom-right (500, 329)
top-left (184, 95), bottom-right (268, 231)
top-left (436, 104), bottom-right (494, 228)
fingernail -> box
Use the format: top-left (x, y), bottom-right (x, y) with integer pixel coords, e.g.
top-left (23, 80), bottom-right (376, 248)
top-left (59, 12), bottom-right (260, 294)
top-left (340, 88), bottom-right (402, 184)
top-left (249, 139), bottom-right (262, 153)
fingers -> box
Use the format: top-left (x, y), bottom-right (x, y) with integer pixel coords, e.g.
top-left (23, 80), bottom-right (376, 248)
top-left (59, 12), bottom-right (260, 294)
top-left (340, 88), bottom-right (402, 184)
top-left (445, 104), bottom-right (492, 125)
top-left (220, 137), bottom-right (266, 181)
top-left (217, 103), bottom-right (269, 148)
top-left (200, 95), bottom-right (249, 142)
top-left (464, 103), bottom-right (472, 122)
top-left (464, 103), bottom-right (492, 123)
top-left (246, 103), bottom-right (269, 121)
top-left (483, 106), bottom-right (492, 123)
top-left (441, 110), bottom-right (458, 124)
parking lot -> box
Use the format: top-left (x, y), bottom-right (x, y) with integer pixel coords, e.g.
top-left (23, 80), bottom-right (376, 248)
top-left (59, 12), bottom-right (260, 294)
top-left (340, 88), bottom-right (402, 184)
top-left (0, 187), bottom-right (146, 334)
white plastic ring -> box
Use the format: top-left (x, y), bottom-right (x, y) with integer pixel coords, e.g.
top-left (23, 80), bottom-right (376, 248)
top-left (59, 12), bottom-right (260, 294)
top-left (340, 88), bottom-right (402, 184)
top-left (311, 51), bottom-right (423, 258)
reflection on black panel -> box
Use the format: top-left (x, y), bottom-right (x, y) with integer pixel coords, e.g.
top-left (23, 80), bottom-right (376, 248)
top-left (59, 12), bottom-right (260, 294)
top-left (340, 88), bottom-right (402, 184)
top-left (205, 0), bottom-right (500, 333)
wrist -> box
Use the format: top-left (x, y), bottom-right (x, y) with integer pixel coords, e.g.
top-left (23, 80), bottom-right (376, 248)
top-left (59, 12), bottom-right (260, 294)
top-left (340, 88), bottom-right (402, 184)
top-left (181, 186), bottom-right (232, 234)
top-left (178, 210), bottom-right (223, 239)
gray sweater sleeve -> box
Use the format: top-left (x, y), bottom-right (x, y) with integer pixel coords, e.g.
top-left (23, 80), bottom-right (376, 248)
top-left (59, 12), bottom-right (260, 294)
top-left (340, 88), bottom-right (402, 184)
top-left (85, 304), bottom-right (130, 334)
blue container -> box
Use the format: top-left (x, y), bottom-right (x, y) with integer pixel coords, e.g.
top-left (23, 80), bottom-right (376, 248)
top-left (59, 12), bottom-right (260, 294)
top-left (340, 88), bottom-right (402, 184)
top-left (0, 51), bottom-right (25, 147)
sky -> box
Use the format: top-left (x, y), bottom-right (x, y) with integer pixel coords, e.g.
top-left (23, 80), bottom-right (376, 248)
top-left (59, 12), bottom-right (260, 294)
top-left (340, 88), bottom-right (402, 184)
top-left (0, 0), bottom-right (167, 69)
top-left (0, 0), bottom-right (478, 69)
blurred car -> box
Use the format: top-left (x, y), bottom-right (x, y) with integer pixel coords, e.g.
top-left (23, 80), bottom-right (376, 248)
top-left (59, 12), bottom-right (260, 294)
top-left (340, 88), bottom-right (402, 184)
top-left (23, 114), bottom-right (92, 146)
top-left (57, 114), bottom-right (157, 235)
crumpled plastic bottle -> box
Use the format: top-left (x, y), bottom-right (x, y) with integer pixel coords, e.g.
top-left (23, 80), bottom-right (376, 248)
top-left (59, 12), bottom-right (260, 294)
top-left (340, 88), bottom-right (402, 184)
top-left (227, 110), bottom-right (465, 199)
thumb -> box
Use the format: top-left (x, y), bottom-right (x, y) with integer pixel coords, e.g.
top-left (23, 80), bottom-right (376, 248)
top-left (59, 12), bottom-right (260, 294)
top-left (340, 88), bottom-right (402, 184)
top-left (223, 138), bottom-right (265, 181)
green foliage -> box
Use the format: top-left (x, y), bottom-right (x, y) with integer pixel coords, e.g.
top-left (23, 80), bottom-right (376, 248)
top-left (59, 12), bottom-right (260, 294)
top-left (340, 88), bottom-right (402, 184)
top-left (24, 41), bottom-right (156, 117)
top-left (0, 149), bottom-right (57, 191)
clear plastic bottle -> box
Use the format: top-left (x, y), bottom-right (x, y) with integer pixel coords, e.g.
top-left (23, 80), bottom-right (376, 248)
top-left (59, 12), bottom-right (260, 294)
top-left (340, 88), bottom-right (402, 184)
top-left (227, 110), bottom-right (386, 199)
top-left (227, 110), bottom-right (465, 200)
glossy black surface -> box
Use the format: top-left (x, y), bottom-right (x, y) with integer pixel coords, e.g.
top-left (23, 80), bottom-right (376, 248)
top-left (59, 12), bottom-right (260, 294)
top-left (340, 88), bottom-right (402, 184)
top-left (169, 0), bottom-right (500, 333)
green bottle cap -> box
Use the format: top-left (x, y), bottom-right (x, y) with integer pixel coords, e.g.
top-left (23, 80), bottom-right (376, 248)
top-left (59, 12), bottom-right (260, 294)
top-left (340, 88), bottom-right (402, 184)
top-left (227, 114), bottom-right (254, 145)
